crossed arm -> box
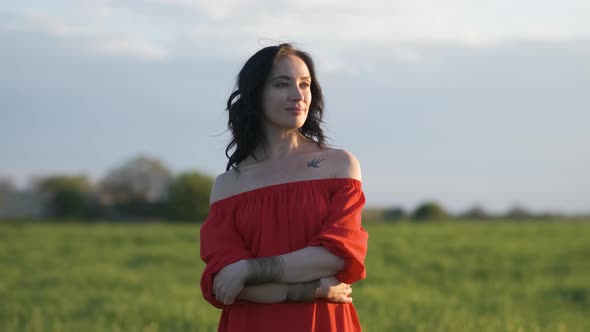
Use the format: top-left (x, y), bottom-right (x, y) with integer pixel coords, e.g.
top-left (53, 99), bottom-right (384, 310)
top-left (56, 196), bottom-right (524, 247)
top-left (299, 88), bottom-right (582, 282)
top-left (213, 246), bottom-right (353, 305)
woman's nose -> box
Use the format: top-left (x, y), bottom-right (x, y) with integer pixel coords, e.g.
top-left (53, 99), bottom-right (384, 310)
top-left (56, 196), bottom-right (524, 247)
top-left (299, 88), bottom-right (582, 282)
top-left (290, 87), bottom-right (304, 100)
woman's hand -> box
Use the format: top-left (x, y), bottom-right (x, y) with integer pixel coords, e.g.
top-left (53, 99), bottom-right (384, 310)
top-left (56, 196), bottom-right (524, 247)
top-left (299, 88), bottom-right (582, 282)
top-left (213, 259), bottom-right (249, 305)
top-left (319, 276), bottom-right (353, 303)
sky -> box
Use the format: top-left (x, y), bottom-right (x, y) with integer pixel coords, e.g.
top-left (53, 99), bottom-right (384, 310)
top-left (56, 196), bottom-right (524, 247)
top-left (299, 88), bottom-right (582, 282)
top-left (1, 0), bottom-right (589, 214)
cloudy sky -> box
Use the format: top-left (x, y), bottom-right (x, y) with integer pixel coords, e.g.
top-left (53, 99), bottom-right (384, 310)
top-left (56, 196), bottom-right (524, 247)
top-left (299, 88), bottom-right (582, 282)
top-left (1, 0), bottom-right (589, 214)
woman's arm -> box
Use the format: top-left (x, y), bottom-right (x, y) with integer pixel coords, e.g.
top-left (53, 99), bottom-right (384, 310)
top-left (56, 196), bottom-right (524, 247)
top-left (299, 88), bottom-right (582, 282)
top-left (236, 277), bottom-right (353, 304)
top-left (212, 246), bottom-right (343, 304)
top-left (278, 245), bottom-right (345, 282)
top-left (237, 283), bottom-right (287, 303)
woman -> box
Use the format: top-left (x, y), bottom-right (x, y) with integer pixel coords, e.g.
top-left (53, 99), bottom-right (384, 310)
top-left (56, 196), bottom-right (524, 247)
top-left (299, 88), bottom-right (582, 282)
top-left (200, 43), bottom-right (368, 331)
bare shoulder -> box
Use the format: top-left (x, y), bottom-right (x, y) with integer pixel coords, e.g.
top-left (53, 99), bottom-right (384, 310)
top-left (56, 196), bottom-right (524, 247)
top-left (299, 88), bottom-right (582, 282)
top-left (209, 169), bottom-right (240, 205)
top-left (323, 148), bottom-right (362, 181)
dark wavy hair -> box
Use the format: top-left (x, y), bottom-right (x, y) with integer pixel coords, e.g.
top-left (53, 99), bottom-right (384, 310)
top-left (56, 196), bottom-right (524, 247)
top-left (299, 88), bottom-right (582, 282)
top-left (224, 43), bottom-right (326, 171)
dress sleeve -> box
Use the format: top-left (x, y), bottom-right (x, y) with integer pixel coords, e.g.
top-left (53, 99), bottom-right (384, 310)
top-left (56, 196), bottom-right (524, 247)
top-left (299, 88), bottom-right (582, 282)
top-left (200, 202), bottom-right (254, 309)
top-left (308, 179), bottom-right (369, 284)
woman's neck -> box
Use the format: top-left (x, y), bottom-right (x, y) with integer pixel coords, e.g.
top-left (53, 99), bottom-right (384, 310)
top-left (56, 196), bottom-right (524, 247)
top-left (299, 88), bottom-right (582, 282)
top-left (254, 127), bottom-right (316, 161)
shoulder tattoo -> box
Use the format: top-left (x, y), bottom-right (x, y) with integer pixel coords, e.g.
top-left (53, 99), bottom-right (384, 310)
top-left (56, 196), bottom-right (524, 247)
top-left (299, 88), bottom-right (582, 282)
top-left (306, 157), bottom-right (324, 168)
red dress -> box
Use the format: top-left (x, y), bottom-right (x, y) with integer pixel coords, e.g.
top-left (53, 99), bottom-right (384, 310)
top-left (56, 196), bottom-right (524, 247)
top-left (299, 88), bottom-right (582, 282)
top-left (200, 178), bottom-right (368, 332)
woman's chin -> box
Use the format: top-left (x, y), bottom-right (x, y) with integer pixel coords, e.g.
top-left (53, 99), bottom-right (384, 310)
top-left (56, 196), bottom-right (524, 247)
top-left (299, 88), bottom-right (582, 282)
top-left (266, 119), bottom-right (307, 131)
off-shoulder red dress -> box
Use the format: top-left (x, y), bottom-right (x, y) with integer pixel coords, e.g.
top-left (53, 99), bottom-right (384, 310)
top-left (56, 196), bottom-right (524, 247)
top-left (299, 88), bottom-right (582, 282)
top-left (200, 178), bottom-right (368, 332)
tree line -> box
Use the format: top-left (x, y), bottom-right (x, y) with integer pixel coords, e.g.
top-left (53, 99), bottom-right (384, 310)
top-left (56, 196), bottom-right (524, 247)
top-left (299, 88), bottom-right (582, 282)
top-left (1, 155), bottom-right (585, 222)
top-left (372, 202), bottom-right (582, 222)
top-left (0, 156), bottom-right (213, 222)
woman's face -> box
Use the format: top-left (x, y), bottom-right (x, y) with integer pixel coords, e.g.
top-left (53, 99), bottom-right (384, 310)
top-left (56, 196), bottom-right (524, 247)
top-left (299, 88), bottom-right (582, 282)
top-left (261, 54), bottom-right (312, 131)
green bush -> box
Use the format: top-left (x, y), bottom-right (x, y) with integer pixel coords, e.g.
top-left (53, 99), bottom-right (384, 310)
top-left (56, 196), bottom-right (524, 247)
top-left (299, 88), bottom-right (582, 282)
top-left (166, 171), bottom-right (213, 222)
top-left (383, 207), bottom-right (407, 222)
top-left (36, 175), bottom-right (97, 219)
top-left (411, 201), bottom-right (448, 221)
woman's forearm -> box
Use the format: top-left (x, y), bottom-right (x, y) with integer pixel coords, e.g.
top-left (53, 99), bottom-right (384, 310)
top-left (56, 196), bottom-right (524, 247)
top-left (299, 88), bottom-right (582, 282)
top-left (236, 246), bottom-right (345, 301)
top-left (278, 246), bottom-right (344, 283)
top-left (237, 277), bottom-right (353, 304)
top-left (237, 283), bottom-right (287, 303)
top-left (215, 245), bottom-right (344, 303)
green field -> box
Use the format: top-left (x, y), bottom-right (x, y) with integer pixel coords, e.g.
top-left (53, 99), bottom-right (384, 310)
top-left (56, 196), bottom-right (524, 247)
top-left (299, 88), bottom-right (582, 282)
top-left (1, 220), bottom-right (589, 331)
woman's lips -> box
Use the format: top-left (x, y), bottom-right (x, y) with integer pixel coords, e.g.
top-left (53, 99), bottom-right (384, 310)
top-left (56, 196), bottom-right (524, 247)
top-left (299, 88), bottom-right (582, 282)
top-left (286, 107), bottom-right (303, 114)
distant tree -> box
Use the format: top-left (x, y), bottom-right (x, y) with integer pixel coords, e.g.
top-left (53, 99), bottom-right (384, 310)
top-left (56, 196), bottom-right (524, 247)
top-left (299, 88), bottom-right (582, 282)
top-left (360, 208), bottom-right (384, 222)
top-left (0, 177), bottom-right (47, 219)
top-left (537, 211), bottom-right (562, 219)
top-left (383, 207), bottom-right (407, 222)
top-left (35, 175), bottom-right (97, 219)
top-left (505, 204), bottom-right (532, 220)
top-left (411, 201), bottom-right (448, 221)
top-left (0, 177), bottom-right (15, 192)
top-left (460, 204), bottom-right (489, 220)
top-left (99, 155), bottom-right (173, 219)
top-left (166, 171), bottom-right (214, 222)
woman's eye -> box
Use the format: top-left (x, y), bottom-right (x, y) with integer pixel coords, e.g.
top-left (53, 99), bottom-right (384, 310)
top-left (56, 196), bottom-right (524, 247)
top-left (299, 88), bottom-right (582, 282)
top-left (275, 82), bottom-right (288, 87)
top-left (300, 82), bottom-right (310, 88)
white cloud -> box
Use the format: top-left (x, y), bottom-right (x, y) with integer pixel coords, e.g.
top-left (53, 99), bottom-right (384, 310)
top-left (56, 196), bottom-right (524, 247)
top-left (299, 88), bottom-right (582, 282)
top-left (23, 9), bottom-right (72, 37)
top-left (151, 0), bottom-right (248, 20)
top-left (3, 1), bottom-right (588, 63)
top-left (162, 0), bottom-right (589, 44)
top-left (93, 35), bottom-right (168, 60)
top-left (1, 7), bottom-right (169, 61)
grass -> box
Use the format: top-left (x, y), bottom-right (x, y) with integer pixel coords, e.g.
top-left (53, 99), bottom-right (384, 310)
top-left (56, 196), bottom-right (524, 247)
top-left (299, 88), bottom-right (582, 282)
top-left (1, 219), bottom-right (589, 331)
